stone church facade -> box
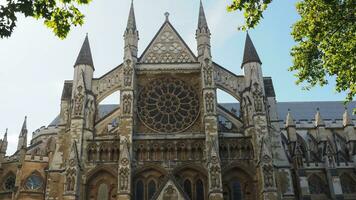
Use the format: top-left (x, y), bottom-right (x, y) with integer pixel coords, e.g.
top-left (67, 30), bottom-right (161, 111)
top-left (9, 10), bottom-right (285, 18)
top-left (0, 2), bottom-right (356, 200)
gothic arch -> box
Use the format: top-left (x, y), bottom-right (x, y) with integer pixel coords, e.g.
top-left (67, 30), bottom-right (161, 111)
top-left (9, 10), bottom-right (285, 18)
top-left (1, 171), bottom-right (15, 191)
top-left (86, 168), bottom-right (117, 200)
top-left (133, 166), bottom-right (167, 200)
top-left (340, 173), bottom-right (356, 194)
top-left (222, 164), bottom-right (257, 200)
top-left (307, 173), bottom-right (330, 198)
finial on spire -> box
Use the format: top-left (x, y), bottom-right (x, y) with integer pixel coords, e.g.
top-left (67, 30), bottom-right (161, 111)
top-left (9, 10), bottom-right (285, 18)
top-left (343, 107), bottom-right (353, 127)
top-left (126, 0), bottom-right (137, 31)
top-left (198, 0), bottom-right (208, 29)
top-left (241, 32), bottom-right (261, 68)
top-left (286, 109), bottom-right (295, 127)
top-left (3, 128), bottom-right (7, 141)
top-left (164, 12), bottom-right (170, 21)
top-left (75, 35), bottom-right (94, 68)
top-left (315, 109), bottom-right (325, 127)
top-left (21, 116), bottom-right (27, 134)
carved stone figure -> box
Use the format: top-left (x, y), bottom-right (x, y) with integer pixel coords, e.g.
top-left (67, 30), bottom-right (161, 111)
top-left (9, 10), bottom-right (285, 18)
top-left (122, 94), bottom-right (132, 114)
top-left (210, 165), bottom-right (221, 189)
top-left (163, 185), bottom-right (178, 200)
top-left (205, 92), bottom-right (215, 114)
top-left (119, 167), bottom-right (129, 191)
top-left (85, 95), bottom-right (95, 129)
top-left (123, 59), bottom-right (133, 87)
top-left (203, 58), bottom-right (213, 86)
top-left (252, 82), bottom-right (263, 112)
top-left (263, 165), bottom-right (274, 188)
top-left (73, 86), bottom-right (84, 116)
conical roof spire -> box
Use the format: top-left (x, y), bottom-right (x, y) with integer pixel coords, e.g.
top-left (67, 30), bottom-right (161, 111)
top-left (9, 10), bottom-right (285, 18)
top-left (241, 32), bottom-right (261, 67)
top-left (126, 0), bottom-right (137, 32)
top-left (75, 34), bottom-right (94, 68)
top-left (286, 109), bottom-right (295, 127)
top-left (198, 0), bottom-right (209, 30)
top-left (20, 116), bottom-right (27, 137)
top-left (343, 108), bottom-right (353, 127)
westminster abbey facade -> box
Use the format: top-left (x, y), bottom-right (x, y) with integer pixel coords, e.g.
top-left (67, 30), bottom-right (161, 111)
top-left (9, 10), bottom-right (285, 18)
top-left (0, 1), bottom-right (356, 200)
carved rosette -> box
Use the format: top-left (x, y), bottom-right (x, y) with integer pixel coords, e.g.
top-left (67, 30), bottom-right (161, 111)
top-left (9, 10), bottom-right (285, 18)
top-left (137, 77), bottom-right (200, 133)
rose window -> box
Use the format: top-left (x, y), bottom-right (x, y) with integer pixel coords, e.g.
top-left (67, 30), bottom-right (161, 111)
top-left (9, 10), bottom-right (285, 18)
top-left (138, 78), bottom-right (199, 133)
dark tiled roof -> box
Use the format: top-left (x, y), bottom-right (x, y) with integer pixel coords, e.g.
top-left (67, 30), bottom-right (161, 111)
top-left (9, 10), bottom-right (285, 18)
top-left (75, 35), bottom-right (94, 68)
top-left (263, 77), bottom-right (275, 97)
top-left (241, 33), bottom-right (261, 67)
top-left (49, 102), bottom-right (355, 127)
top-left (61, 82), bottom-right (72, 100)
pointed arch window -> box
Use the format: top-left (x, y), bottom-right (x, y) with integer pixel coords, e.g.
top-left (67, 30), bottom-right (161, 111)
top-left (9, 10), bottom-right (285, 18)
top-left (232, 181), bottom-right (243, 200)
top-left (148, 180), bottom-right (156, 200)
top-left (3, 174), bottom-right (15, 191)
top-left (196, 179), bottom-right (204, 200)
top-left (135, 180), bottom-right (144, 200)
top-left (97, 183), bottom-right (109, 200)
top-left (340, 174), bottom-right (356, 194)
top-left (184, 179), bottom-right (192, 199)
top-left (308, 174), bottom-right (328, 195)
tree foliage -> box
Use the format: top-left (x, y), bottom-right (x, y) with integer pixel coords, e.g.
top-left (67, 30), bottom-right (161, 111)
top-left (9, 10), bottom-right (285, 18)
top-left (0, 0), bottom-right (91, 39)
top-left (228, 0), bottom-right (356, 106)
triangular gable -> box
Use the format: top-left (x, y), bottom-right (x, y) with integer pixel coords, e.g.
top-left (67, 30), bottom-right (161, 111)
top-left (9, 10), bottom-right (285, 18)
top-left (140, 21), bottom-right (197, 64)
top-left (154, 177), bottom-right (189, 200)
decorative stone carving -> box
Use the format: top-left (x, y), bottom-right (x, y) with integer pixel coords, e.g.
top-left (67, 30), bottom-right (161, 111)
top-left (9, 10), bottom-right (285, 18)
top-left (73, 85), bottom-right (84, 117)
top-left (85, 95), bottom-right (95, 129)
top-left (93, 66), bottom-right (122, 102)
top-left (203, 58), bottom-right (213, 86)
top-left (140, 24), bottom-right (195, 63)
top-left (263, 165), bottom-right (274, 188)
top-left (138, 77), bottom-right (200, 133)
top-left (123, 59), bottom-right (133, 87)
top-left (205, 92), bottom-right (215, 114)
top-left (210, 165), bottom-right (221, 189)
top-left (118, 167), bottom-right (129, 191)
top-left (213, 65), bottom-right (244, 100)
top-left (252, 82), bottom-right (263, 112)
top-left (122, 94), bottom-right (132, 115)
top-left (163, 185), bottom-right (178, 200)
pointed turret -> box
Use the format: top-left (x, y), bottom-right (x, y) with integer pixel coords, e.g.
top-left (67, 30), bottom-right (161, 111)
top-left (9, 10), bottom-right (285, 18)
top-left (126, 0), bottom-right (136, 33)
top-left (196, 0), bottom-right (211, 58)
top-left (198, 0), bottom-right (209, 31)
top-left (286, 109), bottom-right (295, 127)
top-left (343, 108), bottom-right (353, 127)
top-left (315, 108), bottom-right (325, 127)
top-left (74, 35), bottom-right (94, 69)
top-left (0, 129), bottom-right (8, 154)
top-left (17, 116), bottom-right (28, 150)
top-left (343, 108), bottom-right (356, 142)
top-left (286, 109), bottom-right (297, 142)
top-left (241, 33), bottom-right (261, 67)
top-left (124, 0), bottom-right (139, 59)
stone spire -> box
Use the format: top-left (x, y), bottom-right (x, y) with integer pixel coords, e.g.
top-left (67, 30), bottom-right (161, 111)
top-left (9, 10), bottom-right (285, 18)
top-left (124, 0), bottom-right (139, 59)
top-left (241, 32), bottom-right (261, 67)
top-left (343, 108), bottom-right (353, 127)
top-left (286, 109), bottom-right (295, 127)
top-left (196, 0), bottom-right (211, 58)
top-left (17, 116), bottom-right (28, 150)
top-left (74, 35), bottom-right (94, 69)
top-left (286, 110), bottom-right (297, 142)
top-left (126, 0), bottom-right (137, 33)
top-left (3, 128), bottom-right (7, 142)
top-left (198, 0), bottom-right (209, 31)
top-left (315, 108), bottom-right (325, 127)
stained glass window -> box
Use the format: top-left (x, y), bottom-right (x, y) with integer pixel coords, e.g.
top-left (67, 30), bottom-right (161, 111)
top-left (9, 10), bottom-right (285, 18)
top-left (184, 179), bottom-right (192, 199)
top-left (135, 180), bottom-right (144, 200)
top-left (232, 181), bottom-right (243, 200)
top-left (25, 174), bottom-right (43, 190)
top-left (340, 174), bottom-right (356, 194)
top-left (148, 180), bottom-right (156, 200)
top-left (196, 179), bottom-right (204, 200)
top-left (4, 175), bottom-right (15, 191)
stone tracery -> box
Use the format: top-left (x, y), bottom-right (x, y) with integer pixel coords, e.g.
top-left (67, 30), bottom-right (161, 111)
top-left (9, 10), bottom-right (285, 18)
top-left (138, 77), bottom-right (200, 133)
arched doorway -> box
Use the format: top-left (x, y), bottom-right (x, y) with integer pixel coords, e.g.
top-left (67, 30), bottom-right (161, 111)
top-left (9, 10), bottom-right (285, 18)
top-left (222, 166), bottom-right (256, 200)
top-left (86, 170), bottom-right (117, 200)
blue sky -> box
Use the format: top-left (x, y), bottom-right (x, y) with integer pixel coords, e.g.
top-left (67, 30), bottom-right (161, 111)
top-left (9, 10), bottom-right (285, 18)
top-left (0, 0), bottom-right (350, 154)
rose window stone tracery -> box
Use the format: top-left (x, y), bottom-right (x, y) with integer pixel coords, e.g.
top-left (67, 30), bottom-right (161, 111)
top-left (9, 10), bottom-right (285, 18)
top-left (138, 78), bottom-right (199, 133)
